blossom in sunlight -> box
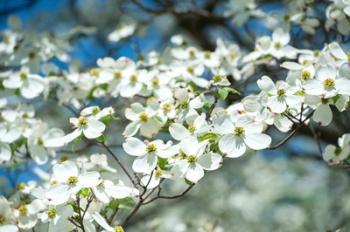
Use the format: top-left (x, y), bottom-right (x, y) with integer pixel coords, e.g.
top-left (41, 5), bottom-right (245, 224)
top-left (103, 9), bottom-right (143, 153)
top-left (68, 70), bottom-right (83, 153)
top-left (257, 75), bottom-right (303, 113)
top-left (123, 102), bottom-right (163, 138)
top-left (64, 108), bottom-right (108, 142)
top-left (3, 67), bottom-right (45, 99)
top-left (173, 136), bottom-right (222, 183)
top-left (123, 137), bottom-right (177, 174)
top-left (215, 117), bottom-right (271, 157)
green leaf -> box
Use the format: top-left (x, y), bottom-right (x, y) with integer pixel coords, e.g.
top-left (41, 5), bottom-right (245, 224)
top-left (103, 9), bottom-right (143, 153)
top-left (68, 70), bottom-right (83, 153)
top-left (78, 188), bottom-right (91, 198)
top-left (157, 157), bottom-right (168, 169)
top-left (218, 87), bottom-right (240, 100)
top-left (198, 132), bottom-right (217, 141)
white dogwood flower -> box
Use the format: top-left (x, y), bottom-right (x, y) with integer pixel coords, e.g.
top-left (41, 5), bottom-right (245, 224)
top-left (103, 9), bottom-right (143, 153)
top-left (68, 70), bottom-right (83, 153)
top-left (215, 117), bottom-right (271, 157)
top-left (174, 136), bottom-right (222, 183)
top-left (123, 137), bottom-right (176, 174)
top-left (3, 68), bottom-right (45, 99)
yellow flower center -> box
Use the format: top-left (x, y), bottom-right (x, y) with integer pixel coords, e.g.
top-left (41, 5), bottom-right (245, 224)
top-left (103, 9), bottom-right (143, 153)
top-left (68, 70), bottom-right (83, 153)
top-left (230, 51), bottom-right (237, 60)
top-left (301, 70), bottom-right (311, 80)
top-left (313, 50), bottom-right (320, 57)
top-left (323, 78), bottom-right (335, 89)
top-left (234, 127), bottom-right (245, 136)
top-left (146, 143), bottom-right (157, 153)
top-left (47, 208), bottom-right (57, 219)
top-left (20, 72), bottom-right (28, 81)
top-left (277, 88), bottom-right (286, 97)
top-left (213, 75), bottom-right (222, 83)
top-left (151, 77), bottom-right (159, 86)
top-left (189, 49), bottom-right (196, 58)
top-left (130, 74), bottom-right (138, 83)
top-left (162, 103), bottom-right (171, 113)
top-left (92, 107), bottom-right (100, 115)
top-left (155, 169), bottom-right (163, 177)
top-left (78, 116), bottom-right (88, 127)
top-left (89, 68), bottom-right (100, 77)
top-left (138, 112), bottom-right (148, 122)
top-left (18, 205), bottom-right (28, 216)
top-left (37, 137), bottom-right (44, 146)
top-left (187, 155), bottom-right (197, 164)
top-left (188, 125), bottom-right (196, 133)
top-left (17, 182), bottom-right (26, 190)
top-left (115, 226), bottom-right (124, 232)
top-left (187, 66), bottom-right (194, 74)
top-left (274, 42), bottom-right (282, 49)
top-left (67, 176), bottom-right (78, 186)
top-left (204, 51), bottom-right (211, 59)
top-left (114, 70), bottom-right (122, 80)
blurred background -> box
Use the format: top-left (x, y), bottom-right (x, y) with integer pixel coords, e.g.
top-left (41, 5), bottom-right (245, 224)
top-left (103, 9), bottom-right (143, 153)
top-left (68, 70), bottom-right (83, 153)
top-left (1, 0), bottom-right (350, 231)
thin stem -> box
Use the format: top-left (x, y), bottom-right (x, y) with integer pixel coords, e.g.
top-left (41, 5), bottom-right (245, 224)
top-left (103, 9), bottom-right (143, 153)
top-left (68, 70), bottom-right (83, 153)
top-left (270, 111), bottom-right (314, 149)
top-left (142, 184), bottom-right (194, 205)
top-left (98, 142), bottom-right (139, 188)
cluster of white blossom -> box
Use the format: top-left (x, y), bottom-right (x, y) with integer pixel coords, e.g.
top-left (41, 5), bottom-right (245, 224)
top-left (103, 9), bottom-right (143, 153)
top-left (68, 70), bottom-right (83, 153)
top-left (326, 0), bottom-right (350, 35)
top-left (0, 153), bottom-right (137, 232)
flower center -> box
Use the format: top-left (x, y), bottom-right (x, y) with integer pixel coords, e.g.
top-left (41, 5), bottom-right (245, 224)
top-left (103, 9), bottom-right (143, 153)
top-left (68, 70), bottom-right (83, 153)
top-left (114, 70), bottom-right (122, 80)
top-left (0, 215), bottom-right (6, 224)
top-left (204, 51), bottom-right (211, 59)
top-left (67, 176), bottom-right (78, 186)
top-left (301, 70), bottom-right (311, 80)
top-left (146, 143), bottom-right (157, 153)
top-left (188, 125), bottom-right (196, 133)
top-left (114, 226), bottom-right (124, 232)
top-left (18, 205), bottom-right (28, 216)
top-left (130, 74), bottom-right (138, 83)
top-left (313, 50), bottom-right (320, 57)
top-left (20, 72), bottom-right (28, 81)
top-left (323, 78), bottom-right (335, 89)
top-left (47, 208), bottom-right (57, 219)
top-left (187, 155), bottom-right (197, 164)
top-left (234, 127), bottom-right (245, 136)
top-left (155, 169), bottom-right (163, 177)
top-left (213, 75), bottom-right (222, 83)
top-left (151, 77), bottom-right (159, 86)
top-left (17, 182), bottom-right (26, 190)
top-left (187, 66), bottom-right (194, 74)
top-left (162, 103), bottom-right (171, 113)
top-left (78, 116), bottom-right (88, 127)
top-left (189, 49), bottom-right (196, 58)
top-left (138, 112), bottom-right (148, 122)
top-left (274, 42), bottom-right (282, 49)
top-left (89, 68), bottom-right (100, 77)
top-left (37, 137), bottom-right (44, 146)
top-left (92, 107), bottom-right (100, 115)
top-left (277, 88), bottom-right (286, 97)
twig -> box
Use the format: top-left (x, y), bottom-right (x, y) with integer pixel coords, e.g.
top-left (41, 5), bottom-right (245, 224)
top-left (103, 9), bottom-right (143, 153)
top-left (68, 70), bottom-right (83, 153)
top-left (98, 142), bottom-right (139, 188)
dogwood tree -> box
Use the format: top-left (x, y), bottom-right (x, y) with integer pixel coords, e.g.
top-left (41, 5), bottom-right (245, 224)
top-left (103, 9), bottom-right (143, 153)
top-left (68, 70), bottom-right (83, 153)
top-left (0, 0), bottom-right (350, 231)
